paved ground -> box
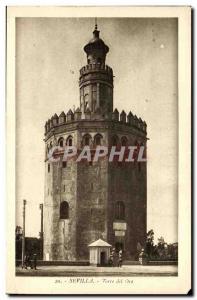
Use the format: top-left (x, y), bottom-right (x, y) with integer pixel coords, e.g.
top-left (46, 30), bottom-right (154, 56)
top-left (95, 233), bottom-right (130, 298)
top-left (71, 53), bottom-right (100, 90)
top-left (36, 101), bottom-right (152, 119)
top-left (16, 265), bottom-right (178, 277)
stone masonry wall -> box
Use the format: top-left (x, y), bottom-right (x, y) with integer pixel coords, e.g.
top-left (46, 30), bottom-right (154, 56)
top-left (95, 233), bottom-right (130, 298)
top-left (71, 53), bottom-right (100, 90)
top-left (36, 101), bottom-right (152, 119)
top-left (44, 121), bottom-right (147, 261)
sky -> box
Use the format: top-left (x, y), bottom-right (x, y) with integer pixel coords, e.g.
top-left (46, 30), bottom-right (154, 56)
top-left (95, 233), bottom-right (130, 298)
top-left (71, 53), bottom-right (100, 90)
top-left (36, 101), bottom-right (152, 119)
top-left (16, 17), bottom-right (178, 244)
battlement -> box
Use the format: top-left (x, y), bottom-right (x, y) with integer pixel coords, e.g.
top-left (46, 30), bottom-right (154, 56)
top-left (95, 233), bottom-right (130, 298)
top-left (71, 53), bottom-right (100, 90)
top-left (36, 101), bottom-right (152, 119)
top-left (111, 109), bottom-right (147, 132)
top-left (44, 108), bottom-right (147, 135)
top-left (79, 64), bottom-right (113, 77)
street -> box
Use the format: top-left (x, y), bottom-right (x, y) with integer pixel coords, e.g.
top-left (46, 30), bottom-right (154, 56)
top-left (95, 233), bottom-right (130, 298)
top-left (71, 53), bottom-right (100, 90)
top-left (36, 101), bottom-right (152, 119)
top-left (16, 264), bottom-right (178, 277)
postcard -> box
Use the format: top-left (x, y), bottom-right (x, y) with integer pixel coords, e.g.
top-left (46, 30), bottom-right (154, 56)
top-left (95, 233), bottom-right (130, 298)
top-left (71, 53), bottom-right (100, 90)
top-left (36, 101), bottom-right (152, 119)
top-left (6, 6), bottom-right (191, 294)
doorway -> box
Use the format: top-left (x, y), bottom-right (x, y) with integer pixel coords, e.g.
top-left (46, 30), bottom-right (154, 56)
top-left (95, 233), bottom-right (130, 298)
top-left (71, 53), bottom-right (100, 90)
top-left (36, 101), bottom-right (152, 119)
top-left (100, 251), bottom-right (106, 266)
top-left (115, 242), bottom-right (123, 253)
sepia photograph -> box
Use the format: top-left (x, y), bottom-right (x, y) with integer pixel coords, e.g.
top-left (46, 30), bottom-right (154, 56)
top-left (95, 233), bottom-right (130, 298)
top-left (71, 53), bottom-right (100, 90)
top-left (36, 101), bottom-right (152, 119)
top-left (6, 6), bottom-right (191, 294)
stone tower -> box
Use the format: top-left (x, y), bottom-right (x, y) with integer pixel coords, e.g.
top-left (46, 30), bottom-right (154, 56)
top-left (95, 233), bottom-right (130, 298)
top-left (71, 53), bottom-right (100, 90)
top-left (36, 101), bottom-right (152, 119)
top-left (43, 24), bottom-right (147, 261)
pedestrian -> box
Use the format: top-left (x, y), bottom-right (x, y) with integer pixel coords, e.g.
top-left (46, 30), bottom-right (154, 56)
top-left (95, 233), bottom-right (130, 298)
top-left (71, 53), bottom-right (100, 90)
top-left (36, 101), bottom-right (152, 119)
top-left (23, 254), bottom-right (27, 269)
top-left (111, 248), bottom-right (116, 267)
top-left (108, 256), bottom-right (112, 266)
top-left (109, 250), bottom-right (114, 267)
top-left (33, 254), bottom-right (37, 270)
top-left (118, 249), bottom-right (123, 267)
top-left (26, 253), bottom-right (31, 269)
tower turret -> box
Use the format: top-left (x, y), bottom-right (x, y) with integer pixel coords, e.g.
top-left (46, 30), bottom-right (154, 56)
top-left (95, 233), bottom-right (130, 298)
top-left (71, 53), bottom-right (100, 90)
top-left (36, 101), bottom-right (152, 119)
top-left (79, 24), bottom-right (113, 118)
top-left (84, 24), bottom-right (109, 65)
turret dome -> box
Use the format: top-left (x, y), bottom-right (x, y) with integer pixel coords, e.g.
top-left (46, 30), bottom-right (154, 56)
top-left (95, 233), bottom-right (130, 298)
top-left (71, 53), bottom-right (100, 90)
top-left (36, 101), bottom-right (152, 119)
top-left (83, 24), bottom-right (109, 65)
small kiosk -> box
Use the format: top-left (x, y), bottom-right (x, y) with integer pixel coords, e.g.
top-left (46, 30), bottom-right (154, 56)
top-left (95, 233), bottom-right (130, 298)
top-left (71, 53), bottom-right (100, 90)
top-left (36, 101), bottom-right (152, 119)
top-left (88, 239), bottom-right (112, 266)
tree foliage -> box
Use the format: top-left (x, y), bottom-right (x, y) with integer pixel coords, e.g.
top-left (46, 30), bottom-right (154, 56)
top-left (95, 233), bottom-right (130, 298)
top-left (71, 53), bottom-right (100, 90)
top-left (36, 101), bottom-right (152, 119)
top-left (144, 230), bottom-right (178, 260)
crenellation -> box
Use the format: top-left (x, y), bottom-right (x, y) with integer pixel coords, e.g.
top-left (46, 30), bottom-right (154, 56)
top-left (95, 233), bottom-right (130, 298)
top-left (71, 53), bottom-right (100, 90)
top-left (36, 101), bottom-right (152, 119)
top-left (120, 110), bottom-right (126, 123)
top-left (67, 109), bottom-right (74, 122)
top-left (127, 111), bottom-right (133, 125)
top-left (53, 114), bottom-right (59, 126)
top-left (112, 108), bottom-right (119, 121)
top-left (74, 107), bottom-right (82, 121)
top-left (45, 109), bottom-right (147, 136)
top-left (59, 111), bottom-right (66, 124)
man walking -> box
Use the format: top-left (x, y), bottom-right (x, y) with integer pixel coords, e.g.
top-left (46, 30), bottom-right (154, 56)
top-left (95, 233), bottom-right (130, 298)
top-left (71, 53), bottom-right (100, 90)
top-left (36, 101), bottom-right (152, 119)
top-left (33, 254), bottom-right (37, 270)
top-left (118, 249), bottom-right (123, 267)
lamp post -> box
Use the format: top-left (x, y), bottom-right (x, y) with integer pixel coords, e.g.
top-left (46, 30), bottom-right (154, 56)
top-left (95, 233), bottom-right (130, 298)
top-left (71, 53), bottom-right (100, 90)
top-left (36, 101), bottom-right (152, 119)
top-left (39, 203), bottom-right (44, 260)
top-left (21, 199), bottom-right (27, 268)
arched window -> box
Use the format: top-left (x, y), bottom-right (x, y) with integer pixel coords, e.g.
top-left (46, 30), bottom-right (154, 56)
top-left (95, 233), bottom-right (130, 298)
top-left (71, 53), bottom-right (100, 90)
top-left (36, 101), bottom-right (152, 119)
top-left (50, 141), bottom-right (53, 149)
top-left (112, 135), bottom-right (119, 146)
top-left (58, 137), bottom-right (64, 148)
top-left (66, 136), bottom-right (73, 147)
top-left (121, 136), bottom-right (128, 146)
top-left (83, 134), bottom-right (92, 146)
top-left (60, 201), bottom-right (69, 219)
top-left (115, 201), bottom-right (125, 220)
top-left (85, 136), bottom-right (90, 145)
top-left (94, 134), bottom-right (103, 146)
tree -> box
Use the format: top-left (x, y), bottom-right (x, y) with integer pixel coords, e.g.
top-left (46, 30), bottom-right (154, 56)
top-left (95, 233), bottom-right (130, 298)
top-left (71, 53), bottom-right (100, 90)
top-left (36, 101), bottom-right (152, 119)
top-left (167, 243), bottom-right (178, 260)
top-left (156, 236), bottom-right (168, 258)
top-left (145, 231), bottom-right (178, 261)
top-left (145, 229), bottom-right (155, 258)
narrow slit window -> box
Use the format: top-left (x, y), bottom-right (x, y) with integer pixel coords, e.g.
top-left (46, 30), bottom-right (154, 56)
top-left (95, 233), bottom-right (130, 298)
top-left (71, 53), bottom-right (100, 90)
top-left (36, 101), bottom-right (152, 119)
top-left (62, 161), bottom-right (67, 168)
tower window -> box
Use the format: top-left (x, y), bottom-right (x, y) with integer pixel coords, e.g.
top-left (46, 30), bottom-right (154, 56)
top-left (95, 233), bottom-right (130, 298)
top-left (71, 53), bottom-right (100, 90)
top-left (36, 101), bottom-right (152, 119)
top-left (97, 57), bottom-right (102, 64)
top-left (66, 136), bottom-right (73, 147)
top-left (115, 201), bottom-right (125, 220)
top-left (63, 185), bottom-right (65, 192)
top-left (96, 136), bottom-right (101, 145)
top-left (48, 163), bottom-right (50, 173)
top-left (83, 134), bottom-right (91, 146)
top-left (62, 161), bottom-right (67, 168)
top-left (85, 137), bottom-right (90, 145)
top-left (121, 136), bottom-right (128, 146)
top-left (58, 137), bottom-right (64, 148)
top-left (115, 242), bottom-right (124, 253)
top-left (112, 135), bottom-right (119, 146)
top-left (60, 201), bottom-right (69, 219)
top-left (94, 134), bottom-right (103, 146)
